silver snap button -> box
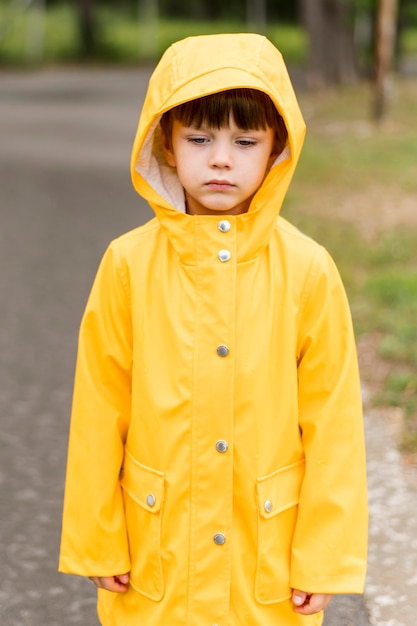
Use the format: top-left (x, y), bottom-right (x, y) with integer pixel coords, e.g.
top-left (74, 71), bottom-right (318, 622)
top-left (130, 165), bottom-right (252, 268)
top-left (264, 499), bottom-right (273, 513)
top-left (213, 533), bottom-right (226, 545)
top-left (218, 249), bottom-right (231, 262)
top-left (218, 219), bottom-right (231, 233)
top-left (216, 440), bottom-right (228, 453)
top-left (216, 345), bottom-right (229, 357)
top-left (147, 494), bottom-right (156, 507)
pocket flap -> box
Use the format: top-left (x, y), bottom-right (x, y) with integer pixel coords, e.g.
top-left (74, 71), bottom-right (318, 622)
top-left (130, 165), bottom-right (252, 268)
top-left (120, 449), bottom-right (165, 513)
top-left (256, 459), bottom-right (305, 519)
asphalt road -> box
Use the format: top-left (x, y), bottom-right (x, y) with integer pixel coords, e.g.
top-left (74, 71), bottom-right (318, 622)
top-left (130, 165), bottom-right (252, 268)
top-left (0, 67), bottom-right (372, 625)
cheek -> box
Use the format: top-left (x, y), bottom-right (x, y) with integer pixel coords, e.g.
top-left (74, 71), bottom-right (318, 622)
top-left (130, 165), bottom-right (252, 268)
top-left (174, 160), bottom-right (196, 189)
top-left (251, 158), bottom-right (271, 186)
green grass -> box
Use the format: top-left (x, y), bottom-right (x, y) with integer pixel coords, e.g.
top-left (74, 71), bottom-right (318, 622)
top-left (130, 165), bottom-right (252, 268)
top-left (294, 82), bottom-right (417, 190)
top-left (283, 215), bottom-right (417, 454)
top-left (282, 79), bottom-right (417, 453)
top-left (403, 27), bottom-right (417, 54)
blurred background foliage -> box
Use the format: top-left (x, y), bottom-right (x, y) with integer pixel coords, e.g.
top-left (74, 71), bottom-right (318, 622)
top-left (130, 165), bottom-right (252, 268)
top-left (1, 0), bottom-right (302, 64)
top-left (0, 0), bottom-right (416, 71)
top-left (1, 0), bottom-right (417, 452)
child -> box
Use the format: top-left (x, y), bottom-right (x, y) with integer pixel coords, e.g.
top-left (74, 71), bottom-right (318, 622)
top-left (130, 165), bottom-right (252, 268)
top-left (59, 33), bottom-right (368, 625)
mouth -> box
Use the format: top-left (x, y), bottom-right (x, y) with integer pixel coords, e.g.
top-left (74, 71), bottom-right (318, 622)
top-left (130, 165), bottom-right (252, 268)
top-left (206, 180), bottom-right (235, 191)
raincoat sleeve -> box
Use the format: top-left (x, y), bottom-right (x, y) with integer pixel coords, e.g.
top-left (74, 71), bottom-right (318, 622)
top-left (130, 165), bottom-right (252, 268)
top-left (290, 246), bottom-right (368, 594)
top-left (59, 241), bottom-right (132, 577)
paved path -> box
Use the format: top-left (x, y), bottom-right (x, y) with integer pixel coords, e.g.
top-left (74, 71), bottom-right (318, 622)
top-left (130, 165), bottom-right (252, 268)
top-left (1, 67), bottom-right (414, 625)
top-left (364, 406), bottom-right (417, 626)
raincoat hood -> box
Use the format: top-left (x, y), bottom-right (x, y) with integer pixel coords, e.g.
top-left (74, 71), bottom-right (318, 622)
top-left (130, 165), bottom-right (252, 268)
top-left (131, 33), bottom-right (306, 261)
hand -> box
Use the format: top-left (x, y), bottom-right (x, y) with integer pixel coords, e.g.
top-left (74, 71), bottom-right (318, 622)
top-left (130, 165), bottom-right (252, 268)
top-left (292, 589), bottom-right (332, 615)
top-left (89, 573), bottom-right (130, 593)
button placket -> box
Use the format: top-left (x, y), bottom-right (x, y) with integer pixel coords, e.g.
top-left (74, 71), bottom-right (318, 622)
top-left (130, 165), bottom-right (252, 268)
top-left (195, 218), bottom-right (233, 593)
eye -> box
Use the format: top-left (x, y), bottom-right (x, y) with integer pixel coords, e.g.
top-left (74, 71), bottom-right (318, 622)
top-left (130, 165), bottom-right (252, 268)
top-left (187, 136), bottom-right (209, 144)
top-left (236, 139), bottom-right (257, 147)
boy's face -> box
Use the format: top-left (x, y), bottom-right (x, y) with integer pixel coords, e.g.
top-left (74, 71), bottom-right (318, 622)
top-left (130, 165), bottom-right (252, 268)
top-left (162, 117), bottom-right (278, 216)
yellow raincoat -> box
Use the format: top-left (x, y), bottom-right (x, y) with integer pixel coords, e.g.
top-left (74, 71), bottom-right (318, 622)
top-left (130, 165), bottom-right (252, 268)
top-left (59, 34), bottom-right (368, 625)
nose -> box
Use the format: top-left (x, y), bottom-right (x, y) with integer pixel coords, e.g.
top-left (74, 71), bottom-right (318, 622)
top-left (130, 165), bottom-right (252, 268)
top-left (208, 139), bottom-right (232, 168)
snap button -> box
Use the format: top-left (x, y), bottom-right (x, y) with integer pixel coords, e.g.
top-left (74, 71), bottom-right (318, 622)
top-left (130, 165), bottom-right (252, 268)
top-left (216, 440), bottom-right (228, 453)
top-left (147, 494), bottom-right (156, 507)
top-left (264, 499), bottom-right (273, 513)
top-left (216, 345), bottom-right (229, 357)
top-left (218, 249), bottom-right (231, 262)
top-left (213, 533), bottom-right (226, 545)
top-left (218, 219), bottom-right (231, 233)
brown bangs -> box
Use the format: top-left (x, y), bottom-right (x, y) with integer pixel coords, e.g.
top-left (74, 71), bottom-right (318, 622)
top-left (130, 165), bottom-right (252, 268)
top-left (160, 88), bottom-right (288, 152)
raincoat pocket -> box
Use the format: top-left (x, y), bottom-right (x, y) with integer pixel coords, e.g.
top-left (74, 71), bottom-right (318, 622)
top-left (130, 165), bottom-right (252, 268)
top-left (255, 459), bottom-right (305, 604)
top-left (120, 449), bottom-right (166, 601)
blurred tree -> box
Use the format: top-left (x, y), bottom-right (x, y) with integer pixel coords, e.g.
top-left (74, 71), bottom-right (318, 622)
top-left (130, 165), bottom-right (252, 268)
top-left (247, 0), bottom-right (267, 33)
top-left (300, 0), bottom-right (357, 87)
top-left (268, 0), bottom-right (298, 21)
top-left (187, 0), bottom-right (210, 19)
top-left (373, 0), bottom-right (399, 119)
top-left (156, 0), bottom-right (298, 21)
top-left (84, 0), bottom-right (298, 22)
top-left (27, 0), bottom-right (45, 62)
top-left (138, 0), bottom-right (158, 57)
top-left (76, 0), bottom-right (97, 59)
top-left (395, 0), bottom-right (415, 64)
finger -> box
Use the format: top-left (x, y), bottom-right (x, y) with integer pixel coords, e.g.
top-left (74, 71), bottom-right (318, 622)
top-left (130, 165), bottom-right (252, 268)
top-left (294, 593), bottom-right (332, 615)
top-left (89, 576), bottom-right (129, 593)
top-left (292, 589), bottom-right (308, 607)
top-left (109, 575), bottom-right (129, 592)
top-left (115, 573), bottom-right (130, 585)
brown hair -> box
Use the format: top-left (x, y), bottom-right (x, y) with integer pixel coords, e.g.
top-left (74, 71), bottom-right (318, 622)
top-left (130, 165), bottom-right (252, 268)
top-left (160, 88), bottom-right (288, 154)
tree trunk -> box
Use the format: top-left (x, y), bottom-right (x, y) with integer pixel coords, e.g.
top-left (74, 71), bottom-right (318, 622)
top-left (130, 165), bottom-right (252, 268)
top-left (77, 0), bottom-right (96, 59)
top-left (189, 0), bottom-right (210, 20)
top-left (138, 0), bottom-right (158, 59)
top-left (27, 0), bottom-right (45, 62)
top-left (246, 0), bottom-right (267, 34)
top-left (373, 0), bottom-right (399, 120)
top-left (301, 0), bottom-right (357, 88)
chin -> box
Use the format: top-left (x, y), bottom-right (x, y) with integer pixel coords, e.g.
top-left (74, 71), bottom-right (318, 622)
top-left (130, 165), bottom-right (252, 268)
top-left (209, 207), bottom-right (233, 212)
